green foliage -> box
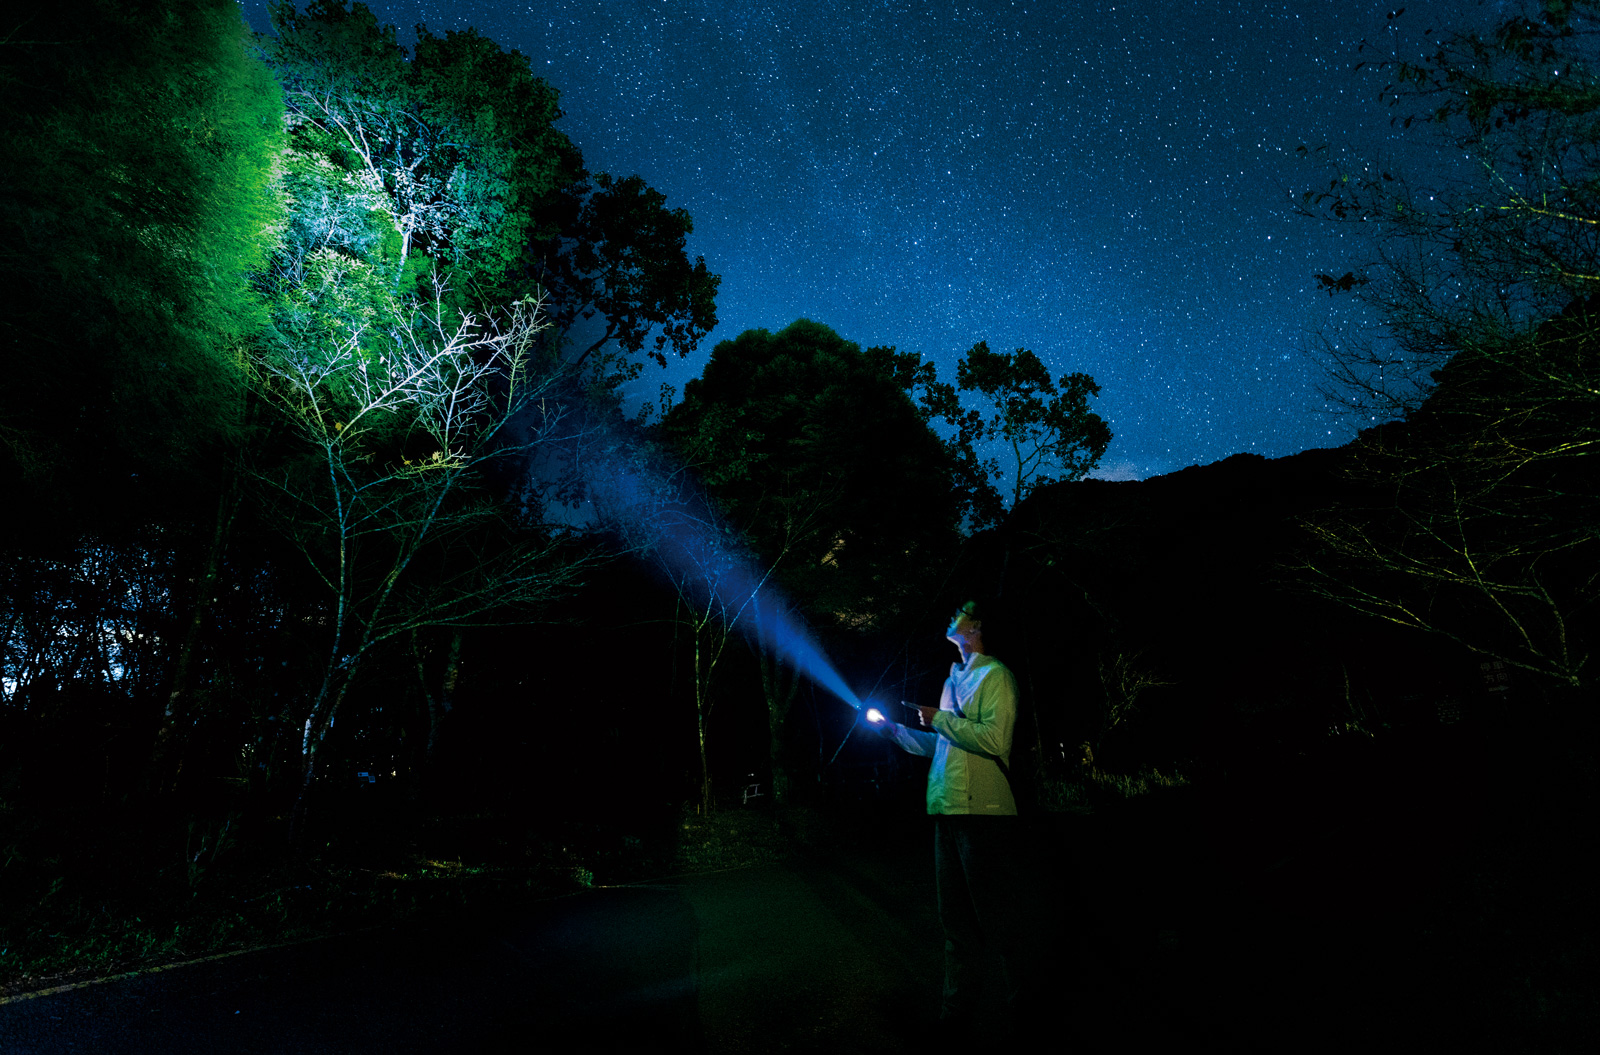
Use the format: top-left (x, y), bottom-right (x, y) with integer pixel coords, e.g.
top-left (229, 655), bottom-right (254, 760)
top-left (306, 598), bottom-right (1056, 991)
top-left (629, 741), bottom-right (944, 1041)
top-left (671, 808), bottom-right (788, 873)
top-left (408, 23), bottom-right (580, 280)
top-left (258, 1), bottom-right (717, 390)
top-left (0, 803), bottom-right (628, 991)
top-left (250, 3), bottom-right (661, 838)
top-left (255, 1), bottom-right (577, 530)
top-left (663, 320), bottom-right (966, 628)
top-left (260, 0), bottom-right (578, 313)
top-left (0, 0), bottom-right (285, 528)
top-left (274, 135), bottom-right (401, 278)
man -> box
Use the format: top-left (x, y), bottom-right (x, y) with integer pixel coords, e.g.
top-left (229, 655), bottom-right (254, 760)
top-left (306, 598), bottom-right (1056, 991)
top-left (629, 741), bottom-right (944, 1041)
top-left (876, 599), bottom-right (1032, 1034)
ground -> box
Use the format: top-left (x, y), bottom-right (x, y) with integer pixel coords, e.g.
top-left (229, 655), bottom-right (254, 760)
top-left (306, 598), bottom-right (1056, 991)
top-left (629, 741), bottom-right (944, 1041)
top-left (2, 778), bottom-right (1594, 1053)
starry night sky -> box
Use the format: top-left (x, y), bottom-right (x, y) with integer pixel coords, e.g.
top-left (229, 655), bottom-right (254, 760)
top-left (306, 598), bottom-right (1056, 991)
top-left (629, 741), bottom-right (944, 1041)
top-left (242, 0), bottom-right (1502, 480)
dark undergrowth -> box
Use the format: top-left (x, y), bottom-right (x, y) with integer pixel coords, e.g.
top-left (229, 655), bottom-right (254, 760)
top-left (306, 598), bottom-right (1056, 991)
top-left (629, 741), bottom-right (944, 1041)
top-left (4, 706), bottom-right (1594, 1055)
top-left (0, 792), bottom-right (810, 998)
top-left (1054, 703), bottom-right (1600, 1054)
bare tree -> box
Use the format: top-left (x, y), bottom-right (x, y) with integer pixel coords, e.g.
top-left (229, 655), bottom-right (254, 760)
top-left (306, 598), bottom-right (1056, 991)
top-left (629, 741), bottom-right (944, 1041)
top-left (1297, 307), bottom-right (1600, 689)
top-left (584, 431), bottom-right (836, 813)
top-left (249, 288), bottom-right (594, 838)
top-left (1295, 4), bottom-right (1600, 691)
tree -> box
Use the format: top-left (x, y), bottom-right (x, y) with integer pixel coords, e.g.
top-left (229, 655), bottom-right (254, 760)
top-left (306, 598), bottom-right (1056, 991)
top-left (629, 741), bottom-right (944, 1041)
top-left (261, 1), bottom-right (578, 308)
top-left (249, 3), bottom-right (672, 826)
top-left (250, 286), bottom-right (591, 836)
top-left (529, 172), bottom-right (721, 378)
top-left (262, 1), bottom-right (719, 389)
top-left (917, 342), bottom-right (1111, 523)
top-left (666, 322), bottom-right (970, 622)
top-left (577, 422), bottom-right (787, 813)
top-left (0, 0), bottom-right (284, 531)
top-left (1298, 1), bottom-right (1600, 690)
top-left (1301, 302), bottom-right (1600, 689)
top-left (0, 0), bottom-right (290, 792)
top-left (661, 320), bottom-right (970, 799)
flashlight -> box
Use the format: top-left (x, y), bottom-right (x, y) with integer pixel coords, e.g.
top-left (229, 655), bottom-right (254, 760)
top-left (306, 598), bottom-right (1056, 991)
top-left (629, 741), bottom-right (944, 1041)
top-left (864, 707), bottom-right (886, 724)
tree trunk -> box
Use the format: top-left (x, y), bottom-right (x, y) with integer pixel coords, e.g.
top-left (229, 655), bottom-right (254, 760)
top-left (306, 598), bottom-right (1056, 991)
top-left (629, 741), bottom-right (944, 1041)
top-left (412, 628), bottom-right (463, 764)
top-left (694, 621), bottom-right (713, 815)
top-left (289, 666), bottom-right (355, 850)
top-left (758, 648), bottom-right (801, 804)
top-left (150, 480), bottom-right (239, 794)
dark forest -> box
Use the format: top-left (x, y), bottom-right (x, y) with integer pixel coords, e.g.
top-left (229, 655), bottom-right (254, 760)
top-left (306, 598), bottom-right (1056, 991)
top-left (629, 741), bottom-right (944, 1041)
top-left (1, 2), bottom-right (1595, 1051)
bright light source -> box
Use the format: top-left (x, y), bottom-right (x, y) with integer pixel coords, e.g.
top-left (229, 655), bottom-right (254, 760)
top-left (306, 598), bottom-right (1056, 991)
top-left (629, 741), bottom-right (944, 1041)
top-left (865, 707), bottom-right (885, 724)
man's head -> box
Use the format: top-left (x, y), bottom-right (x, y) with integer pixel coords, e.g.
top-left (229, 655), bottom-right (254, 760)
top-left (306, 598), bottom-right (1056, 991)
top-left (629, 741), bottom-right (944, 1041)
top-left (945, 599), bottom-right (986, 654)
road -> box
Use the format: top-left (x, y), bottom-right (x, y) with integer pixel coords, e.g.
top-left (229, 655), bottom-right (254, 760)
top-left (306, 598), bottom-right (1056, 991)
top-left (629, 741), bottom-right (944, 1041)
top-left (0, 827), bottom-right (1009, 1054)
top-left (1, 779), bottom-right (1551, 1054)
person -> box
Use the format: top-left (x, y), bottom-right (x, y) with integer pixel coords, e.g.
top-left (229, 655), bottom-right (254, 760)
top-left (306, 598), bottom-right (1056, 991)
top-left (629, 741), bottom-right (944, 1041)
top-left (875, 599), bottom-right (1035, 1035)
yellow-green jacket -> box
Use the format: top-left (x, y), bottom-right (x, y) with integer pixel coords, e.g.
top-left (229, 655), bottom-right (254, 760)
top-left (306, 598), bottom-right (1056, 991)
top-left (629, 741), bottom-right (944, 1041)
top-left (889, 653), bottom-right (1018, 815)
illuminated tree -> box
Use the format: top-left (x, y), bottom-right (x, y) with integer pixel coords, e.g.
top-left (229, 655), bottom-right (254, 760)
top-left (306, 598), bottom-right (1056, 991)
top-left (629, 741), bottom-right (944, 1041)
top-left (0, 0), bottom-right (284, 527)
top-left (250, 286), bottom-right (592, 835)
top-left (261, 1), bottom-right (574, 303)
top-left (262, 1), bottom-right (719, 387)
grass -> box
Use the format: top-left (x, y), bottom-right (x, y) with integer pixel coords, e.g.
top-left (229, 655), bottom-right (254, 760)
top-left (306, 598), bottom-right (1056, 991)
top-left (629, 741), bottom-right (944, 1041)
top-left (670, 806), bottom-right (792, 874)
top-left (0, 797), bottom-right (811, 997)
top-left (0, 851), bottom-right (591, 997)
top-left (0, 805), bottom-right (656, 996)
top-left (1035, 765), bottom-right (1190, 814)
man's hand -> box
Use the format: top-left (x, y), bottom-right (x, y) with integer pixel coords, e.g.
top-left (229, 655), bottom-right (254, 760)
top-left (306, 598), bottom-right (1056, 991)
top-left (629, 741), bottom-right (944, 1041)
top-left (864, 707), bottom-right (896, 736)
top-left (915, 704), bottom-right (939, 728)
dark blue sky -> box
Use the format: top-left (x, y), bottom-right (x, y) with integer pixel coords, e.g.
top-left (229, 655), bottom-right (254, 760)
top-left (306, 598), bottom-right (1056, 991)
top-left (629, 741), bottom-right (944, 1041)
top-left (243, 0), bottom-right (1498, 479)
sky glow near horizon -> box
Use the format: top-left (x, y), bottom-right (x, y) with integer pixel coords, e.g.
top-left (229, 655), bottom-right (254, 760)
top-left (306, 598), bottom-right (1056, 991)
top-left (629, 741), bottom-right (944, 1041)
top-left (242, 0), bottom-right (1498, 480)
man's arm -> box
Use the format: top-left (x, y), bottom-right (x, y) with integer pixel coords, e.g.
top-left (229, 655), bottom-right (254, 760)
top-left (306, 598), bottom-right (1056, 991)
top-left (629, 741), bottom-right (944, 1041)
top-left (930, 666), bottom-right (1016, 759)
top-left (884, 721), bottom-right (937, 757)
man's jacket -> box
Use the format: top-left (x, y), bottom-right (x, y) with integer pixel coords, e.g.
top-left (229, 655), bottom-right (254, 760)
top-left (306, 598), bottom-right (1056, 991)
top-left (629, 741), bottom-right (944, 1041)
top-left (889, 653), bottom-right (1017, 815)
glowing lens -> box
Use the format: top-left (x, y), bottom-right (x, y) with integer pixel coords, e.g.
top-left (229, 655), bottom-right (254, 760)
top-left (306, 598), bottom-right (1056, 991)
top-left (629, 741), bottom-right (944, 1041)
top-left (865, 707), bottom-right (885, 724)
